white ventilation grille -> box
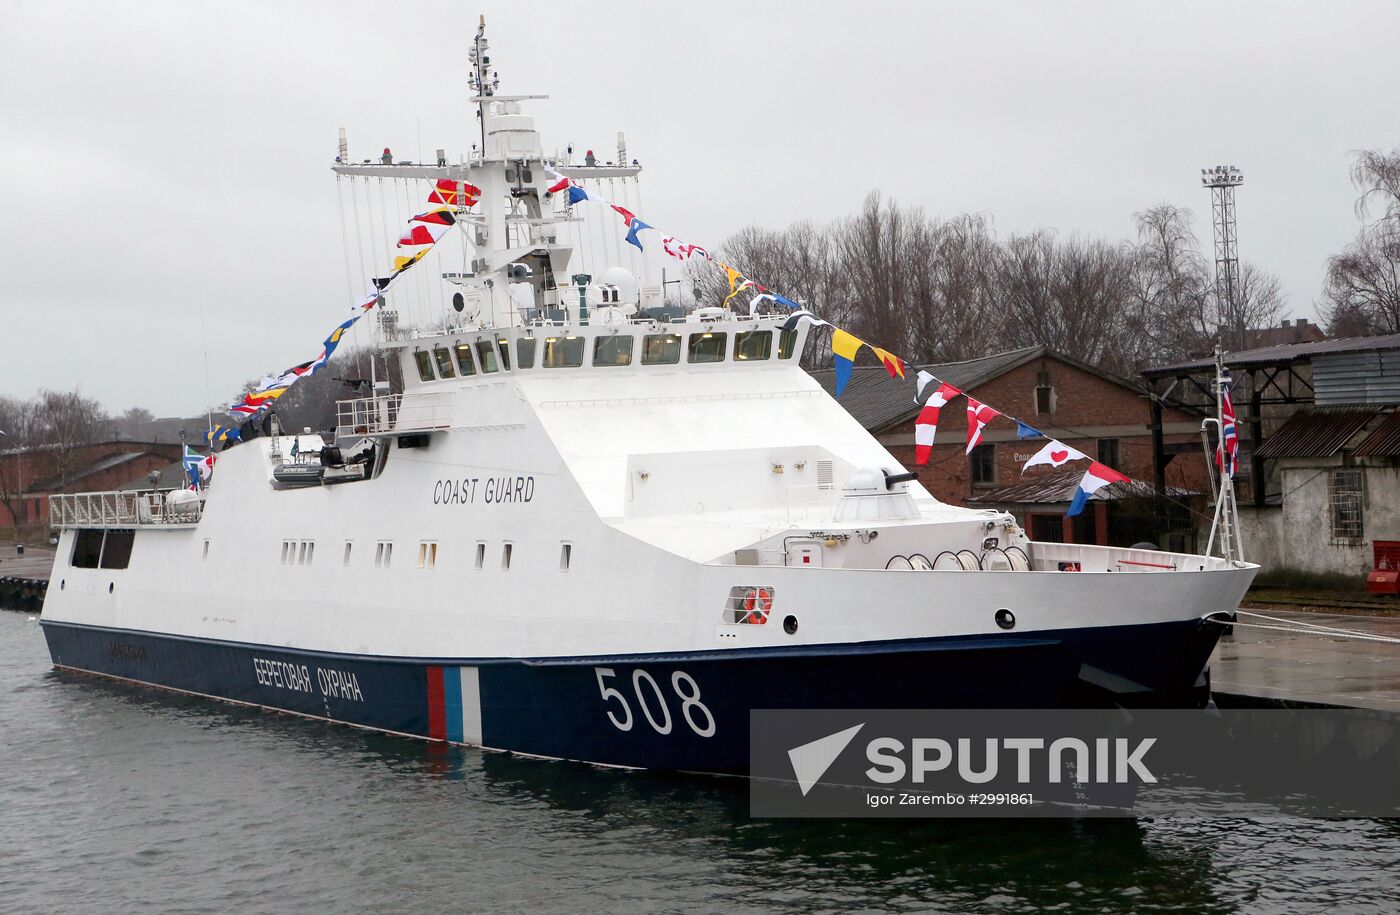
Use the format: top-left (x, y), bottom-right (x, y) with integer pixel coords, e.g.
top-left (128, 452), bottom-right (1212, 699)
top-left (817, 460), bottom-right (834, 489)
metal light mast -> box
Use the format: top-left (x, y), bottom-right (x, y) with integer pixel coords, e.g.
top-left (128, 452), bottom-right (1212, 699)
top-left (1201, 165), bottom-right (1245, 345)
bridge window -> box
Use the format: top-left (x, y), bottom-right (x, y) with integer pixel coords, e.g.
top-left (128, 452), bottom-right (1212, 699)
top-left (642, 333), bottom-right (681, 365)
top-left (688, 332), bottom-right (728, 364)
top-left (413, 350), bottom-right (435, 382)
top-left (497, 338), bottom-right (512, 371)
top-left (778, 329), bottom-right (799, 359)
top-left (593, 334), bottom-right (634, 367)
top-left (100, 530), bottom-right (135, 569)
top-left (517, 337), bottom-right (536, 369)
top-left (476, 339), bottom-right (500, 373)
top-left (71, 529), bottom-right (103, 568)
top-left (542, 336), bottom-right (585, 368)
top-left (735, 330), bottom-right (772, 361)
top-left (453, 342), bottom-right (477, 376)
top-left (432, 347), bottom-right (456, 379)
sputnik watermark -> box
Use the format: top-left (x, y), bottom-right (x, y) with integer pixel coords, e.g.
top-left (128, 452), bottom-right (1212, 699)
top-left (751, 708), bottom-right (1400, 818)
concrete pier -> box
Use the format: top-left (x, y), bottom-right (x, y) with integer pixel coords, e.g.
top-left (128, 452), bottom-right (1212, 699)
top-left (0, 544), bottom-right (52, 613)
top-left (1212, 610), bottom-right (1400, 711)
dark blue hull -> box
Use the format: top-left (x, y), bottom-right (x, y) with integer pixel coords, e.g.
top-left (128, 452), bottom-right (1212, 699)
top-left (39, 618), bottom-right (1220, 773)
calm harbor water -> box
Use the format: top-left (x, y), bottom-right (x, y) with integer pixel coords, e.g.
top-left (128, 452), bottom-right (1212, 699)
top-left (2, 612), bottom-right (1397, 914)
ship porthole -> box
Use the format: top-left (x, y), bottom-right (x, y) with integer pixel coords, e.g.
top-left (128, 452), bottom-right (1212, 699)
top-left (783, 615), bottom-right (798, 635)
top-left (994, 608), bottom-right (1015, 630)
top-left (108, 582), bottom-right (114, 594)
top-left (60, 579), bottom-right (65, 590)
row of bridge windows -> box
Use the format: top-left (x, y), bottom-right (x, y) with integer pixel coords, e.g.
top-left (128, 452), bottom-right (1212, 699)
top-left (413, 329), bottom-right (799, 382)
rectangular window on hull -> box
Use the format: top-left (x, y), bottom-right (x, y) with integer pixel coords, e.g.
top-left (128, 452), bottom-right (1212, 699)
top-left (454, 343), bottom-right (477, 376)
top-left (343, 541), bottom-right (353, 566)
top-left (418, 541), bottom-right (438, 569)
top-left (432, 347), bottom-right (456, 379)
top-left (99, 529), bottom-right (135, 569)
top-left (413, 350), bottom-right (435, 382)
top-left (593, 335), bottom-right (634, 366)
top-left (560, 542), bottom-right (572, 571)
top-left (375, 541), bottom-right (393, 568)
top-left (476, 339), bottom-right (500, 373)
top-left (735, 330), bottom-right (772, 361)
top-left (71, 529), bottom-right (104, 568)
top-left (502, 542), bottom-right (513, 570)
top-left (641, 334), bottom-right (681, 365)
top-left (542, 336), bottom-right (585, 368)
top-left (688, 332), bottom-right (727, 364)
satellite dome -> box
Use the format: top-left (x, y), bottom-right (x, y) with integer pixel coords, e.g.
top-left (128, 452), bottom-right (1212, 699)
top-left (596, 266), bottom-right (639, 304)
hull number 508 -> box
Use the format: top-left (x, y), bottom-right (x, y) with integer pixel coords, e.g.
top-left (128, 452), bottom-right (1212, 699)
top-left (593, 668), bottom-right (716, 737)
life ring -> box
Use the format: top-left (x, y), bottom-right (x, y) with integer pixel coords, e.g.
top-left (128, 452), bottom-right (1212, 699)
top-left (741, 587), bottom-right (772, 623)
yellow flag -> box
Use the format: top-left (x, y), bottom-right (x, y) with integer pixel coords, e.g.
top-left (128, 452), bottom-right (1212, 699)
top-left (831, 328), bottom-right (865, 363)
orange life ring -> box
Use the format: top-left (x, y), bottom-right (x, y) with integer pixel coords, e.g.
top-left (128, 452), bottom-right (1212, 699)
top-left (741, 587), bottom-right (772, 623)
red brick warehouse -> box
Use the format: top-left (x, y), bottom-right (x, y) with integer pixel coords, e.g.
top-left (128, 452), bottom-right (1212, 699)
top-left (814, 346), bottom-right (1210, 549)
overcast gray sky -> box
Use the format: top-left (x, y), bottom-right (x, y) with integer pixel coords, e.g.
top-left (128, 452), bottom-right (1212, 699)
top-left (3, 0), bottom-right (1396, 417)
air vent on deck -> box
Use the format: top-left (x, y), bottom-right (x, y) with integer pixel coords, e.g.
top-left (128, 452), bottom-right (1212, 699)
top-left (817, 461), bottom-right (834, 489)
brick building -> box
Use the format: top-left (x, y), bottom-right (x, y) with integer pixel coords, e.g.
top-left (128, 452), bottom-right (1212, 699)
top-left (0, 441), bottom-right (183, 530)
top-left (814, 346), bottom-right (1209, 549)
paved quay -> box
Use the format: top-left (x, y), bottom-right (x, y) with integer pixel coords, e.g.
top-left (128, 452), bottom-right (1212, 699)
top-left (0, 545), bottom-right (53, 614)
top-left (1212, 609), bottom-right (1400, 711)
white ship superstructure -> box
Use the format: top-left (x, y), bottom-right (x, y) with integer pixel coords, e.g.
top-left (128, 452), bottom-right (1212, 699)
top-left (40, 20), bottom-right (1257, 773)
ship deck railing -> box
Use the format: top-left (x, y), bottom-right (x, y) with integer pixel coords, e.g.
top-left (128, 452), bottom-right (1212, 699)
top-left (335, 391), bottom-right (454, 438)
top-left (49, 489), bottom-right (204, 529)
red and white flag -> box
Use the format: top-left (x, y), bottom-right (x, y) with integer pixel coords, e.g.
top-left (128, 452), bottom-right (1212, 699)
top-left (397, 222), bottom-right (450, 247)
top-left (662, 235), bottom-right (711, 261)
top-left (1022, 439), bottom-right (1088, 473)
top-left (965, 397), bottom-right (1001, 454)
top-left (427, 178), bottom-right (481, 207)
top-left (914, 382), bottom-right (962, 465)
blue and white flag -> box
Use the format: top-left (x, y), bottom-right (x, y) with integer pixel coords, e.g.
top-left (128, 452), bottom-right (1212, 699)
top-left (1066, 461), bottom-right (1130, 517)
top-left (1015, 421), bottom-right (1043, 439)
top-left (182, 445), bottom-right (203, 490)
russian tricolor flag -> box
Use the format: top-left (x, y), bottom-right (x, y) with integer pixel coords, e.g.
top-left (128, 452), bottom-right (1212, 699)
top-left (1066, 461), bottom-right (1130, 517)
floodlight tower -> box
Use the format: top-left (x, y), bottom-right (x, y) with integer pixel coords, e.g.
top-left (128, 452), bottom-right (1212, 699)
top-left (1201, 165), bottom-right (1244, 341)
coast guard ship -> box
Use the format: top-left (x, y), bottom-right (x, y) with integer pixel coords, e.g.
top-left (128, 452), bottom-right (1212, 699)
top-left (39, 22), bottom-right (1257, 774)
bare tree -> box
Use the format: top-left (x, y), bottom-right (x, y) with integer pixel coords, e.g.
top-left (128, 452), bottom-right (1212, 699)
top-left (0, 396), bottom-right (36, 526)
top-left (1129, 204), bottom-right (1213, 360)
top-left (1217, 261), bottom-right (1286, 351)
top-left (32, 389), bottom-right (107, 492)
top-left (1321, 147), bottom-right (1400, 334)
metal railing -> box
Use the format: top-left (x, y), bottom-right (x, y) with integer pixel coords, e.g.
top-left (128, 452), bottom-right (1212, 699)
top-left (335, 391), bottom-right (455, 438)
top-left (49, 489), bottom-right (203, 529)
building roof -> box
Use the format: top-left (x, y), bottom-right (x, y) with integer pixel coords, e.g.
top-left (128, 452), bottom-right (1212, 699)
top-left (28, 451), bottom-right (151, 492)
top-left (1241, 319), bottom-right (1326, 350)
top-left (117, 460), bottom-right (187, 490)
top-left (1144, 333), bottom-right (1400, 378)
top-left (1253, 407), bottom-right (1379, 459)
top-left (967, 466), bottom-right (1194, 505)
top-left (1354, 410), bottom-right (1400, 458)
top-left (810, 345), bottom-right (1154, 433)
